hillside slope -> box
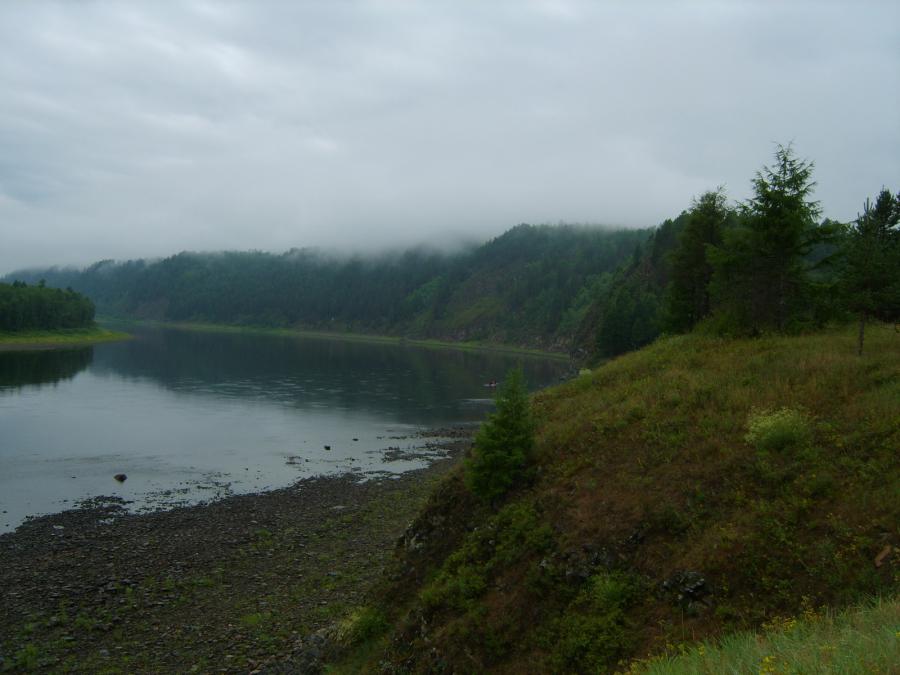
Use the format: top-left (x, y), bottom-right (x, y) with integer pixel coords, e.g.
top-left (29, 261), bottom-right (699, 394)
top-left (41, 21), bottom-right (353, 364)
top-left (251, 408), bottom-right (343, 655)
top-left (638, 595), bottom-right (899, 674)
top-left (336, 324), bottom-right (899, 673)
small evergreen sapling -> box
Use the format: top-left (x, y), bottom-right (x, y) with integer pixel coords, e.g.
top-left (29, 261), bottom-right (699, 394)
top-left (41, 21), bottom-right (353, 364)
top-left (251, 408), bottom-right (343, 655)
top-left (465, 368), bottom-right (535, 502)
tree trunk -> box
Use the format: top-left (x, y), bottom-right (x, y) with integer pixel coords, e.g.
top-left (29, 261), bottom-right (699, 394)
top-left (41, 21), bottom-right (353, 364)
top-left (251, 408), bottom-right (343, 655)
top-left (857, 312), bottom-right (866, 356)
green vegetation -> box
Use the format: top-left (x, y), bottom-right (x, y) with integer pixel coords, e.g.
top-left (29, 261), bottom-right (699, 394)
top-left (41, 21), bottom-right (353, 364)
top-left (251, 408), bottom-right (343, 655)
top-left (3, 143), bottom-right (897, 670)
top-left (6, 224), bottom-right (648, 350)
top-left (577, 146), bottom-right (898, 359)
top-left (573, 215), bottom-right (683, 358)
top-left (0, 326), bottom-right (128, 349)
top-left (465, 368), bottom-right (536, 501)
top-left (545, 571), bottom-right (643, 672)
top-left (337, 606), bottom-right (389, 645)
top-left (744, 407), bottom-right (812, 454)
top-left (634, 596), bottom-right (900, 674)
top-left (0, 280), bottom-right (129, 349)
top-left (707, 143), bottom-right (829, 333)
top-left (0, 281), bottom-right (95, 332)
top-left (664, 188), bottom-right (730, 333)
top-left (840, 187), bottom-right (900, 355)
top-left (336, 324), bottom-right (900, 672)
top-left (9, 145), bottom-right (894, 361)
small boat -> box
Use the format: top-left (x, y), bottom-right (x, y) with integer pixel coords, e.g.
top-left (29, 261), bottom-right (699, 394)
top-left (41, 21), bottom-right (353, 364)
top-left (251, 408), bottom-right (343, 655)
top-left (483, 380), bottom-right (498, 388)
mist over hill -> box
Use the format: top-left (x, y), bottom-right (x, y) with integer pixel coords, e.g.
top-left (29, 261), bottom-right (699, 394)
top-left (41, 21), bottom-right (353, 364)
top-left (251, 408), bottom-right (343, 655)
top-left (6, 224), bottom-right (651, 352)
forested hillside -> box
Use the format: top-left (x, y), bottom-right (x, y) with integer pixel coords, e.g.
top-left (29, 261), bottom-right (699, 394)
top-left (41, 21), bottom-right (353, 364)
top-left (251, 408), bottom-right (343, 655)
top-left (8, 147), bottom-right (898, 360)
top-left (6, 225), bottom-right (649, 351)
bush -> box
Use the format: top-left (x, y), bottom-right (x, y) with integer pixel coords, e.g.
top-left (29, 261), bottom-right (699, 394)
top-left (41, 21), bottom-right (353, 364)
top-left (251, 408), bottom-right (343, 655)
top-left (548, 572), bottom-right (641, 671)
top-left (465, 368), bottom-right (535, 501)
top-left (745, 407), bottom-right (812, 452)
top-left (419, 501), bottom-right (552, 613)
top-left (338, 606), bottom-right (389, 645)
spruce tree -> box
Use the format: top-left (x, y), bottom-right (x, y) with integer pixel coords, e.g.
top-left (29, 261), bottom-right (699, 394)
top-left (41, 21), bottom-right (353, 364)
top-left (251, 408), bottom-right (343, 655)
top-left (708, 144), bottom-right (823, 332)
top-left (842, 188), bottom-right (900, 355)
top-left (465, 368), bottom-right (535, 502)
top-left (665, 188), bottom-right (729, 332)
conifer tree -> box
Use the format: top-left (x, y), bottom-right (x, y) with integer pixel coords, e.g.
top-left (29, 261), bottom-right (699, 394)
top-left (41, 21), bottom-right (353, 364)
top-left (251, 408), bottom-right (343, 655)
top-left (842, 188), bottom-right (900, 355)
top-left (665, 188), bottom-right (730, 332)
top-left (465, 368), bottom-right (535, 502)
top-left (708, 144), bottom-right (824, 332)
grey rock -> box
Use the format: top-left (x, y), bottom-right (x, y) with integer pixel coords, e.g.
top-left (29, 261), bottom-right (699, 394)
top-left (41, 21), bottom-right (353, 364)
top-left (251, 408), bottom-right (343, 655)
top-left (661, 570), bottom-right (711, 609)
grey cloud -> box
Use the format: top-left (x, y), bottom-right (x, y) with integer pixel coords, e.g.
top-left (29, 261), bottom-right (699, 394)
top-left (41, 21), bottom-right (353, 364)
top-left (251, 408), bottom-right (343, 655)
top-left (1, 0), bottom-right (898, 273)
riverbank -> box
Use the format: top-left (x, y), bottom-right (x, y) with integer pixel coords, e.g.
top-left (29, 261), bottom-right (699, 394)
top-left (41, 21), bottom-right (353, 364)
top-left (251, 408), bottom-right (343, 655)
top-left (0, 326), bottom-right (130, 351)
top-left (102, 318), bottom-right (572, 361)
top-left (0, 430), bottom-right (471, 673)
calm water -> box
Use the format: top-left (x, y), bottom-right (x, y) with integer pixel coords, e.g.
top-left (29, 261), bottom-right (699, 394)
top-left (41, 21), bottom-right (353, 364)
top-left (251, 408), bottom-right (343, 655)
top-left (0, 326), bottom-right (569, 533)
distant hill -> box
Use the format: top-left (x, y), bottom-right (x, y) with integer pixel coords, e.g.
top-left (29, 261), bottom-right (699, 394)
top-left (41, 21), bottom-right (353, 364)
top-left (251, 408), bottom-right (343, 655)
top-left (6, 224), bottom-right (651, 351)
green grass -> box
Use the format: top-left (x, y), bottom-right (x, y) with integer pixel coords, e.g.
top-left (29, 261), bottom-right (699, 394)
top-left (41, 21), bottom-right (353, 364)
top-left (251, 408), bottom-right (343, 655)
top-left (633, 595), bottom-right (900, 674)
top-left (745, 407), bottom-right (813, 453)
top-left (0, 326), bottom-right (130, 349)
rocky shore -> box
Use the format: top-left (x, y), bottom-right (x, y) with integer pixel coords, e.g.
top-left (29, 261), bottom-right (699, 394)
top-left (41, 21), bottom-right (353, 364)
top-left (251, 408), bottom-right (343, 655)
top-left (0, 429), bottom-right (472, 673)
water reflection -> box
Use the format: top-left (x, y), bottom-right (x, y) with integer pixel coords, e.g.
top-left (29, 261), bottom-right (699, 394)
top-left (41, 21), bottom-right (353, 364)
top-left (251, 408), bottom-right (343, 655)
top-left (0, 348), bottom-right (93, 391)
top-left (0, 326), bottom-right (570, 533)
top-left (89, 327), bottom-right (568, 425)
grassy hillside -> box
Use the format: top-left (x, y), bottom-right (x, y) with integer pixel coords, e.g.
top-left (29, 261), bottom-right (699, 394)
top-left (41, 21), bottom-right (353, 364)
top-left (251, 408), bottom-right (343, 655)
top-left (335, 324), bottom-right (899, 672)
top-left (635, 595), bottom-right (899, 674)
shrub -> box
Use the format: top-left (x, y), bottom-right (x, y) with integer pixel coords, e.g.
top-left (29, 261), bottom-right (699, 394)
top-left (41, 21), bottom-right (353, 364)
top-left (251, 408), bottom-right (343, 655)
top-left (745, 407), bottom-right (812, 452)
top-left (548, 572), bottom-right (641, 671)
top-left (419, 501), bottom-right (552, 613)
top-left (338, 606), bottom-right (389, 645)
top-left (465, 368), bottom-right (535, 501)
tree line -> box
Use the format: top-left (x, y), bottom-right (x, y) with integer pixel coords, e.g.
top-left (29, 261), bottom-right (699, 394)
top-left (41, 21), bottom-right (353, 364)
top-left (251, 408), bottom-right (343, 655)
top-left (577, 144), bottom-right (898, 358)
top-left (0, 281), bottom-right (96, 331)
top-left (6, 144), bottom-right (896, 355)
top-left (6, 225), bottom-right (648, 349)
top-left (466, 144), bottom-right (897, 508)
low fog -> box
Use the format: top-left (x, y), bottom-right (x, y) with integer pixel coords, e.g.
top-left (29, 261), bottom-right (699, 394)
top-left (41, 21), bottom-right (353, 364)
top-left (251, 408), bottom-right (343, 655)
top-left (1, 1), bottom-right (898, 274)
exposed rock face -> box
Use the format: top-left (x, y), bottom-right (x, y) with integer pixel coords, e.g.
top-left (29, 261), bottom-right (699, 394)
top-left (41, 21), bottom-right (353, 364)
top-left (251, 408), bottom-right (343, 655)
top-left (660, 570), bottom-right (712, 614)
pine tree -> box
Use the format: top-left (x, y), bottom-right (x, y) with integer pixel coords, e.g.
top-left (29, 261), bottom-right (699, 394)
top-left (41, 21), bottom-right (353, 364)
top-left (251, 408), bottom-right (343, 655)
top-left (708, 144), bottom-right (823, 332)
top-left (665, 188), bottom-right (730, 332)
top-left (465, 368), bottom-right (535, 502)
top-left (841, 188), bottom-right (900, 355)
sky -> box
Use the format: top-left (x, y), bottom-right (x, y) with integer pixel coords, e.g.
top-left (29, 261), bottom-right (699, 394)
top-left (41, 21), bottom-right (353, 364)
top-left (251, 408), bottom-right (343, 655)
top-left (1, 1), bottom-right (898, 274)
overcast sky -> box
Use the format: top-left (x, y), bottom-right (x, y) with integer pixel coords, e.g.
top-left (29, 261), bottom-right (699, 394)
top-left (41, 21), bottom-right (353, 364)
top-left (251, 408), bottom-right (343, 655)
top-left (1, 1), bottom-right (897, 273)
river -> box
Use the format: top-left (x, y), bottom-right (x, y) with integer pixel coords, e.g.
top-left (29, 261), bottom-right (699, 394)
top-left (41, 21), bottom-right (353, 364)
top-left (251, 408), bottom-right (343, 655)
top-left (0, 325), bottom-right (569, 532)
